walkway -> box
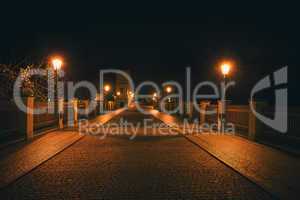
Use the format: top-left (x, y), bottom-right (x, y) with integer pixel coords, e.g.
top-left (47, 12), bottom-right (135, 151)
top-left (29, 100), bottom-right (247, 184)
top-left (0, 109), bottom-right (272, 199)
top-left (149, 109), bottom-right (300, 199)
top-left (0, 108), bottom-right (126, 189)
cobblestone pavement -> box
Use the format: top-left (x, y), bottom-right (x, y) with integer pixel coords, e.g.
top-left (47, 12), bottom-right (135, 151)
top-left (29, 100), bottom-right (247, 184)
top-left (148, 109), bottom-right (299, 199)
top-left (0, 110), bottom-right (273, 199)
top-left (0, 131), bottom-right (83, 188)
top-left (186, 135), bottom-right (300, 199)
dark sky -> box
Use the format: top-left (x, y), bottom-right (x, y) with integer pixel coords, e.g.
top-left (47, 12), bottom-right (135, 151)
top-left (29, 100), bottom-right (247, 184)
top-left (0, 2), bottom-right (298, 104)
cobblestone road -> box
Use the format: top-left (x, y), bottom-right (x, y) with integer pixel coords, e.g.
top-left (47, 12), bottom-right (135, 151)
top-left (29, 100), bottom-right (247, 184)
top-left (0, 110), bottom-right (273, 199)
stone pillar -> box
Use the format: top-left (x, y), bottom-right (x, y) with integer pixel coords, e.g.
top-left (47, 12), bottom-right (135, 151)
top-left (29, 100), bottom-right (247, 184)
top-left (58, 98), bottom-right (64, 129)
top-left (90, 100), bottom-right (97, 117)
top-left (199, 101), bottom-right (210, 124)
top-left (18, 97), bottom-right (34, 140)
top-left (217, 100), bottom-right (223, 132)
top-left (82, 100), bottom-right (89, 118)
top-left (248, 100), bottom-right (266, 141)
top-left (108, 101), bottom-right (114, 111)
top-left (72, 99), bottom-right (78, 127)
top-left (95, 101), bottom-right (98, 116)
top-left (185, 102), bottom-right (193, 119)
top-left (217, 100), bottom-right (231, 133)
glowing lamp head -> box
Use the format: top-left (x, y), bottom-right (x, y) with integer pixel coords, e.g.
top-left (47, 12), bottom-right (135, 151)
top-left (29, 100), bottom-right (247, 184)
top-left (104, 84), bottom-right (110, 92)
top-left (52, 58), bottom-right (63, 70)
top-left (116, 91), bottom-right (121, 96)
top-left (221, 63), bottom-right (231, 76)
top-left (153, 92), bottom-right (157, 97)
top-left (166, 86), bottom-right (172, 93)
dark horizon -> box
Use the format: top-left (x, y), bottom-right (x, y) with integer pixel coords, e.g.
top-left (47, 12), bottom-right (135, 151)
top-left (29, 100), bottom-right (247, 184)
top-left (0, 3), bottom-right (297, 104)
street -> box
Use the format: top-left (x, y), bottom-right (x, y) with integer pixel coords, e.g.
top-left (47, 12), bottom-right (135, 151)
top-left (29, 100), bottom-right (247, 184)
top-left (1, 110), bottom-right (272, 199)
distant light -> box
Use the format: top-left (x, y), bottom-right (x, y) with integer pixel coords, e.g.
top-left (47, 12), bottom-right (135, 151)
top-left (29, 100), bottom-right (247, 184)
top-left (221, 63), bottom-right (231, 76)
top-left (52, 58), bottom-right (63, 70)
top-left (128, 91), bottom-right (134, 97)
top-left (166, 86), bottom-right (172, 93)
top-left (116, 91), bottom-right (121, 96)
top-left (104, 84), bottom-right (110, 92)
top-left (153, 92), bottom-right (157, 97)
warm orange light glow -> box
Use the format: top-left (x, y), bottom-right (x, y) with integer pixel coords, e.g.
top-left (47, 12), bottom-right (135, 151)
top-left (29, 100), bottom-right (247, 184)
top-left (153, 92), bottom-right (157, 97)
top-left (116, 91), bottom-right (121, 96)
top-left (166, 86), bottom-right (172, 93)
top-left (52, 58), bottom-right (63, 70)
top-left (104, 84), bottom-right (110, 92)
top-left (128, 91), bottom-right (134, 97)
top-left (221, 63), bottom-right (231, 75)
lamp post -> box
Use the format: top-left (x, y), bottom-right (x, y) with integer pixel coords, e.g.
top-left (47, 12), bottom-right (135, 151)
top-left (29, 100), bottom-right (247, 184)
top-left (166, 86), bottom-right (172, 94)
top-left (152, 92), bottom-right (157, 108)
top-left (153, 92), bottom-right (157, 99)
top-left (165, 86), bottom-right (172, 110)
top-left (51, 58), bottom-right (63, 128)
top-left (128, 91), bottom-right (134, 107)
top-left (52, 58), bottom-right (63, 114)
top-left (103, 84), bottom-right (111, 110)
top-left (52, 58), bottom-right (62, 71)
top-left (104, 84), bottom-right (111, 93)
top-left (220, 63), bottom-right (231, 132)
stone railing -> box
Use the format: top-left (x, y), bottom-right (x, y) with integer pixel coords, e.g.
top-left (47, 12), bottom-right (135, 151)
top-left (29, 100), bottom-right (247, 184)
top-left (0, 100), bottom-right (20, 141)
top-left (0, 97), bottom-right (118, 143)
top-left (33, 101), bottom-right (58, 134)
top-left (199, 101), bottom-right (300, 147)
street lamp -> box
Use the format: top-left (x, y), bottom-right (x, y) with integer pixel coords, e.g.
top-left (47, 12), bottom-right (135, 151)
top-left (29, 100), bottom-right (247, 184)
top-left (52, 58), bottom-right (63, 70)
top-left (128, 91), bottom-right (134, 97)
top-left (221, 63), bottom-right (231, 77)
top-left (104, 84), bottom-right (111, 92)
top-left (166, 86), bottom-right (172, 93)
top-left (220, 62), bottom-right (232, 132)
top-left (165, 86), bottom-right (173, 110)
top-left (116, 91), bottom-right (121, 96)
top-left (152, 92), bottom-right (157, 101)
top-left (51, 57), bottom-right (63, 128)
top-left (103, 84), bottom-right (111, 110)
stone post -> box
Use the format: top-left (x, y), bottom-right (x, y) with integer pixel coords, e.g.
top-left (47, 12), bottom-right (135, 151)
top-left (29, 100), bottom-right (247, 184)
top-left (82, 100), bottom-right (89, 118)
top-left (248, 100), bottom-right (267, 141)
top-left (217, 100), bottom-right (222, 132)
top-left (185, 101), bottom-right (193, 119)
top-left (217, 100), bottom-right (231, 133)
top-left (18, 97), bottom-right (34, 140)
top-left (95, 101), bottom-right (98, 116)
top-left (58, 98), bottom-right (64, 129)
top-left (199, 101), bottom-right (210, 124)
top-left (90, 100), bottom-right (97, 117)
top-left (72, 99), bottom-right (78, 127)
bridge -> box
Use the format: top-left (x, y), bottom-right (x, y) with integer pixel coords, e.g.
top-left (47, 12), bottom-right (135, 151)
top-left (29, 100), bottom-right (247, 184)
top-left (1, 105), bottom-right (298, 199)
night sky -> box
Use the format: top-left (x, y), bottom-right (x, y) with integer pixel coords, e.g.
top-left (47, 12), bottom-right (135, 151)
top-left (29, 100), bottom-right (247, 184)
top-left (0, 2), bottom-right (298, 104)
